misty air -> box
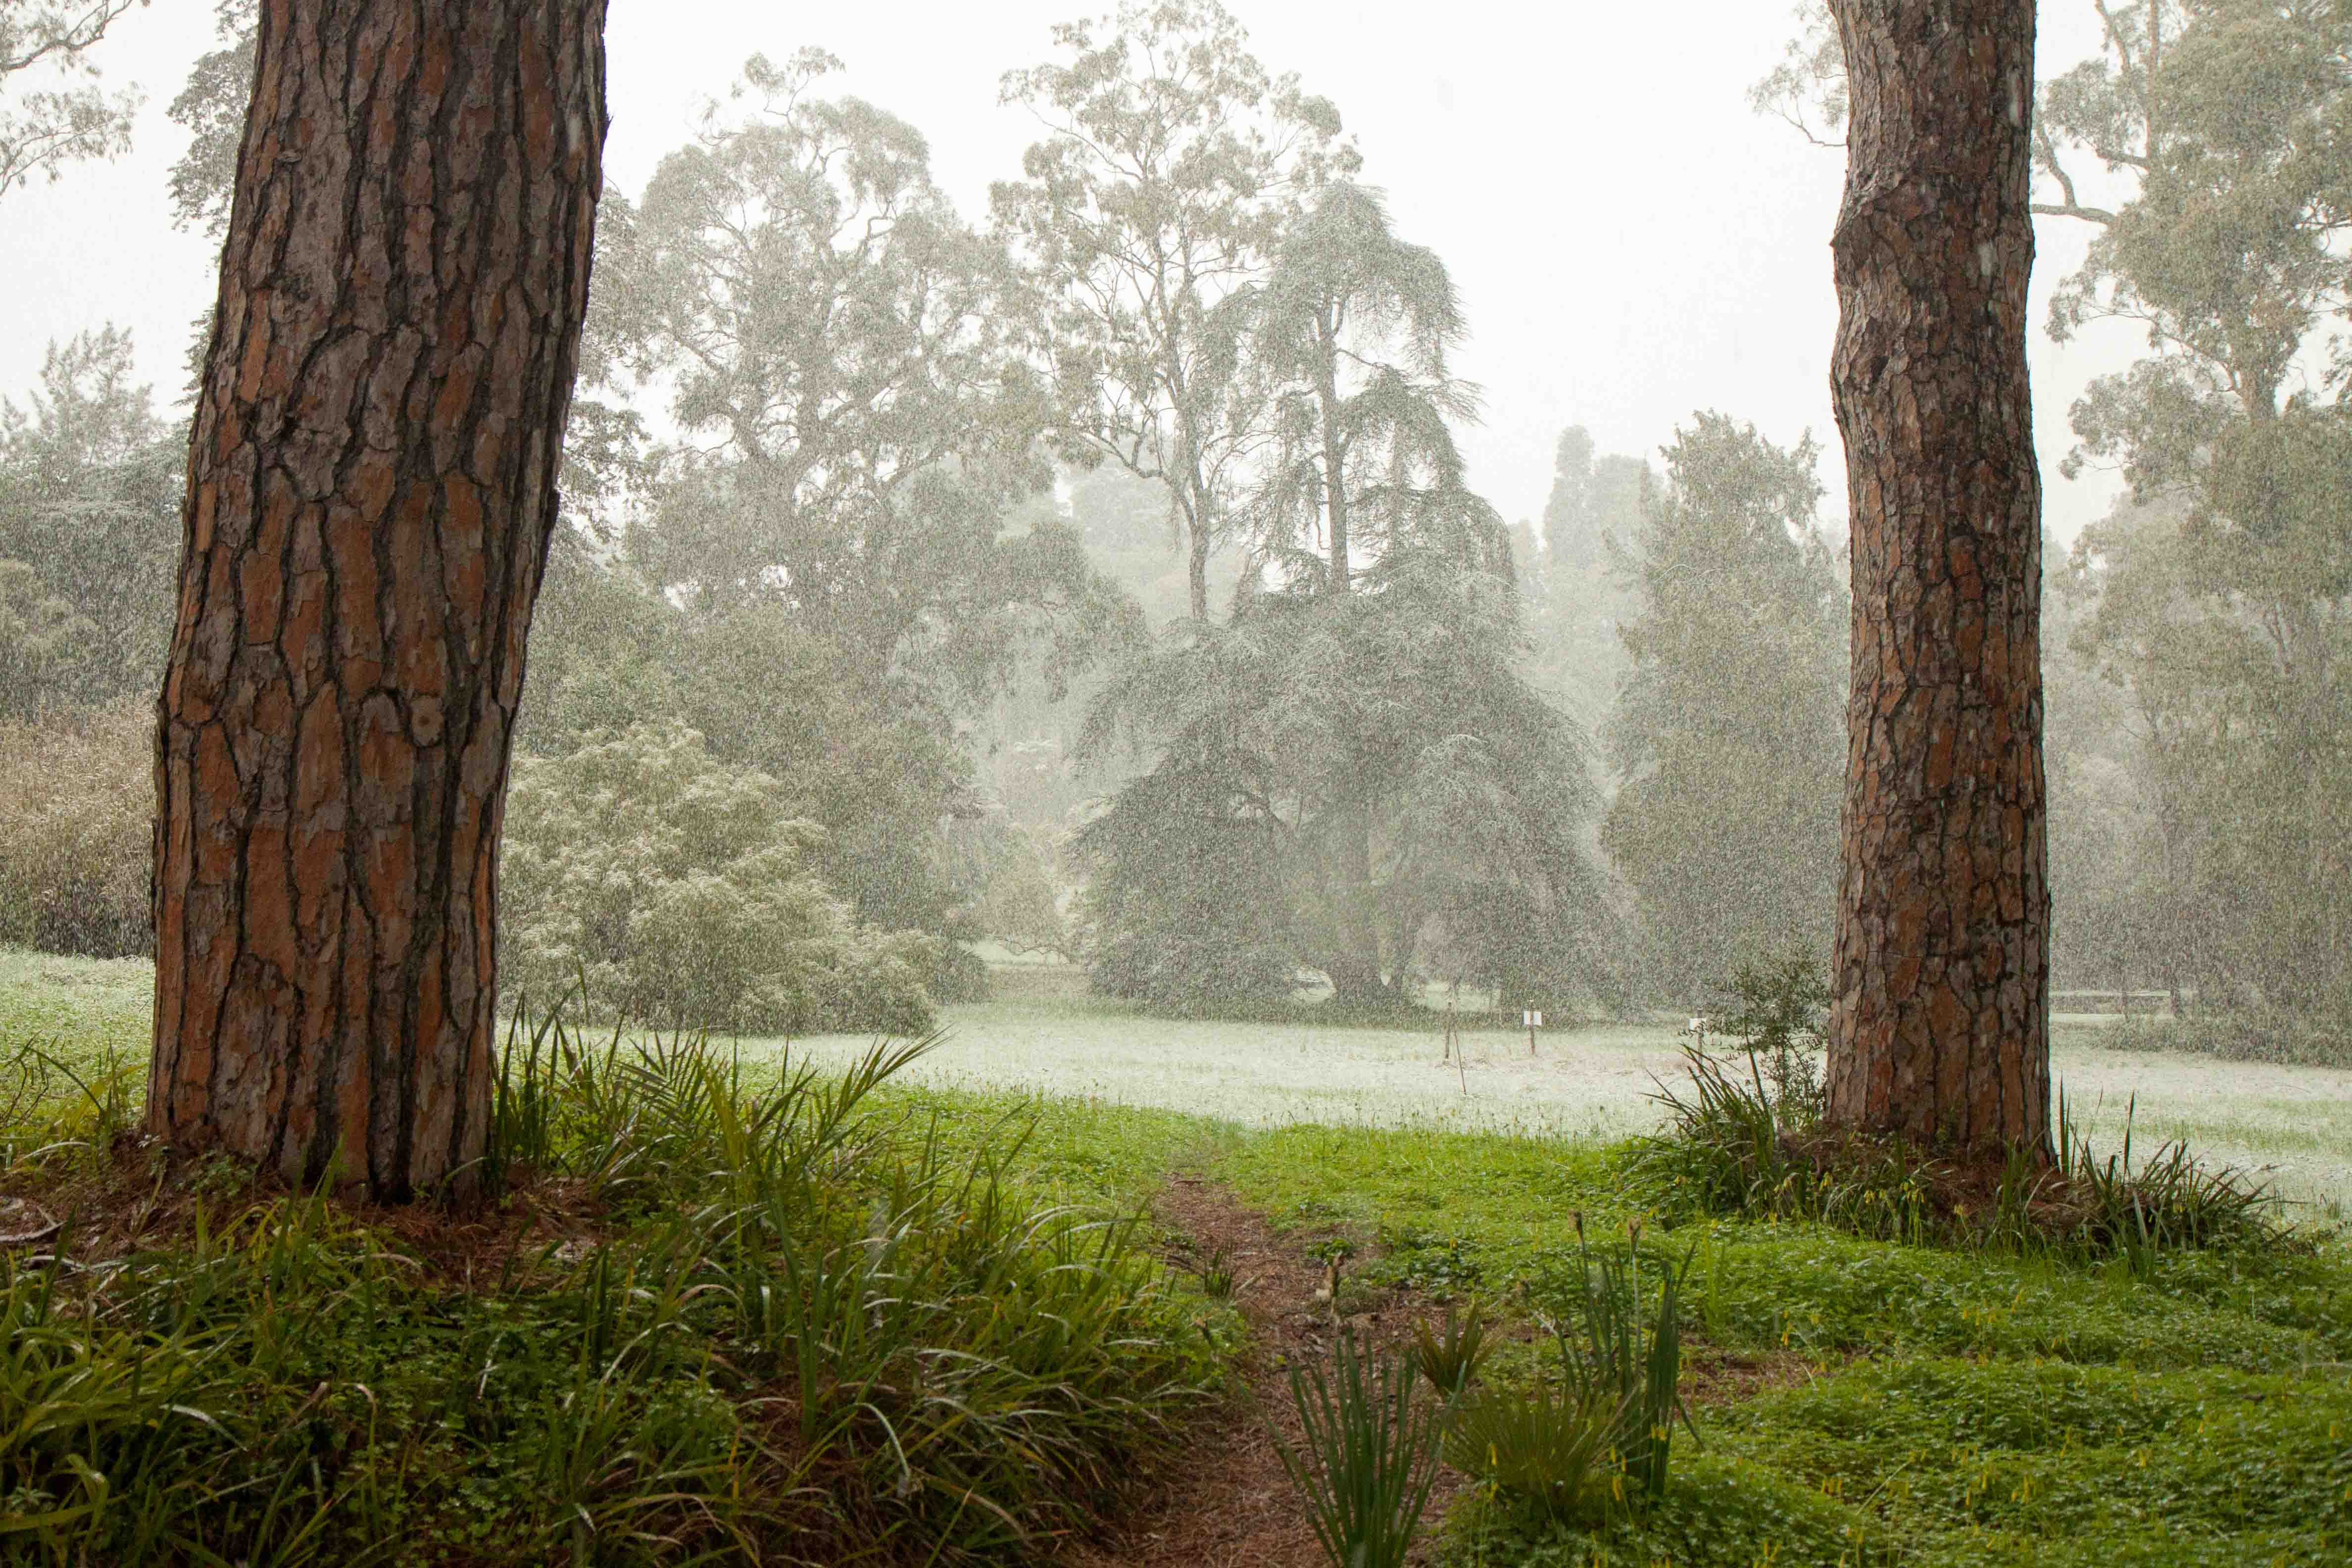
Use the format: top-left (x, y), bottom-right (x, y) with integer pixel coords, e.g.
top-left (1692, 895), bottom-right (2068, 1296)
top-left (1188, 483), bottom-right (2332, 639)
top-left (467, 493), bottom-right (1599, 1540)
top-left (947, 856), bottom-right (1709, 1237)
top-left (0, 1), bottom-right (2346, 1563)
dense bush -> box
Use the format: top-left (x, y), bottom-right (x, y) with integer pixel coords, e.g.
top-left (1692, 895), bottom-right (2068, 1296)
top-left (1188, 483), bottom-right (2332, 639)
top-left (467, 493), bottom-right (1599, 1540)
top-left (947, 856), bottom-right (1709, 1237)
top-left (2102, 1010), bottom-right (2352, 1070)
top-left (0, 706), bottom-right (150, 958)
top-left (500, 722), bottom-right (937, 1036)
top-left (0, 1028), bottom-right (1212, 1565)
top-left (0, 712), bottom-right (940, 1037)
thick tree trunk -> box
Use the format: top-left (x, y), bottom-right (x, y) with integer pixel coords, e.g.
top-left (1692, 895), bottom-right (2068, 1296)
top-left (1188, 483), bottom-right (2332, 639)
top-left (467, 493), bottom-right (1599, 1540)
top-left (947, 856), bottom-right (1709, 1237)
top-left (149, 0), bottom-right (608, 1202)
top-left (1823, 0), bottom-right (2051, 1156)
top-left (1321, 952), bottom-right (1389, 1004)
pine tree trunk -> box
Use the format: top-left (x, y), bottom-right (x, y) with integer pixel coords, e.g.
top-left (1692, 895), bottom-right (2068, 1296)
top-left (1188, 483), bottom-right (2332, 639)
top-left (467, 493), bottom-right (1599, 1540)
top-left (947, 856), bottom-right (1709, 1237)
top-left (1823, 0), bottom-right (2051, 1156)
top-left (148, 0), bottom-right (608, 1203)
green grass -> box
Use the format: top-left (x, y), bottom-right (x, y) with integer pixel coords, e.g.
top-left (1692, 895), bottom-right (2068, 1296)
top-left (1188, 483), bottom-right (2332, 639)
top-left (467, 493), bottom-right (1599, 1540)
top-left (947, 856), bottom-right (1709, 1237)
top-left (0, 971), bottom-right (1230, 1565)
top-left (5, 950), bottom-right (2352, 1566)
top-left (1189, 1103), bottom-right (2352, 1565)
top-left (0, 948), bottom-right (151, 1068)
top-left (13, 953), bottom-right (2347, 1207)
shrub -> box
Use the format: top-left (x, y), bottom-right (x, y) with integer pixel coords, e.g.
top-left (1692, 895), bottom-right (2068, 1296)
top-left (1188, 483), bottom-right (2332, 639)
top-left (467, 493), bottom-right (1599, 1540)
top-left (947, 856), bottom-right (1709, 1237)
top-left (1709, 946), bottom-right (1828, 1129)
top-left (1442, 1376), bottom-right (1619, 1523)
top-left (500, 722), bottom-right (937, 1036)
top-left (0, 706), bottom-right (150, 958)
top-left (2102, 1010), bottom-right (2352, 1070)
top-left (1274, 1328), bottom-right (1451, 1568)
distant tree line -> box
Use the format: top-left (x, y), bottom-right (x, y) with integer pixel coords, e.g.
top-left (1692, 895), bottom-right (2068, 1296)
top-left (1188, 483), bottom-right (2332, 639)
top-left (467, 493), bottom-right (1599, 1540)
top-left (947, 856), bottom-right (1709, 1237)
top-left (0, 0), bottom-right (2343, 1043)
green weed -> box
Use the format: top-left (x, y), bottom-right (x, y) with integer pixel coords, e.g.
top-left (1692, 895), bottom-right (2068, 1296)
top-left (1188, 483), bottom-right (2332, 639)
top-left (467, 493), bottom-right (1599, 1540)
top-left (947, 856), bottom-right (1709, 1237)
top-left (1411, 1297), bottom-right (1493, 1397)
top-left (1274, 1328), bottom-right (1451, 1568)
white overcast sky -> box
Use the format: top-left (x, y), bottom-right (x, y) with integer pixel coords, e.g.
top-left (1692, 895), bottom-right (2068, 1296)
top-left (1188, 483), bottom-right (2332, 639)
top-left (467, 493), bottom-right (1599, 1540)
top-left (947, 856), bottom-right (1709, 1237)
top-left (0, 0), bottom-right (2141, 543)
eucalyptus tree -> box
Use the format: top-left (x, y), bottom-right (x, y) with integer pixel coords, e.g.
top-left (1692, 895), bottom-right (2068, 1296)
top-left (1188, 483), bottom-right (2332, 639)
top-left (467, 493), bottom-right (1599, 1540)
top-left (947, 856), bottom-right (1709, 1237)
top-left (0, 0), bottom-right (144, 199)
top-left (580, 52), bottom-right (1138, 965)
top-left (149, 0), bottom-right (609, 1203)
top-left (994, 0), bottom-right (1358, 622)
top-left (591, 51), bottom-right (1137, 706)
top-left (2057, 1), bottom-right (2352, 1014)
top-left (1603, 414), bottom-right (1846, 1000)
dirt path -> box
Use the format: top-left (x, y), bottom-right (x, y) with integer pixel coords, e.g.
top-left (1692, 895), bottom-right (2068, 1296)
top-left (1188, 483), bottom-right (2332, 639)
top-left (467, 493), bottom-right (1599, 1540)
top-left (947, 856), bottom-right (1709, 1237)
top-left (1059, 1171), bottom-right (1828, 1568)
top-left (1060, 1173), bottom-right (1478, 1568)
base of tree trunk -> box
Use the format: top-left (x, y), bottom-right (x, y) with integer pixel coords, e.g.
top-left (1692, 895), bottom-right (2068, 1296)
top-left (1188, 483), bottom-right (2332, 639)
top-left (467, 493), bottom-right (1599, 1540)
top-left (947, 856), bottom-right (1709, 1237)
top-left (1768, 1126), bottom-right (2281, 1257)
top-left (1319, 960), bottom-right (1397, 1007)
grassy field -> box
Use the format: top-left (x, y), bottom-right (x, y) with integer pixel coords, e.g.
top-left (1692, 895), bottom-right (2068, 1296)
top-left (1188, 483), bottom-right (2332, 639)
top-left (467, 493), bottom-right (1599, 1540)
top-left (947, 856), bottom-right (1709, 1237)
top-left (744, 965), bottom-right (2352, 1217)
top-left (8, 948), bottom-right (2350, 1211)
top-left (4, 948), bottom-right (2352, 1565)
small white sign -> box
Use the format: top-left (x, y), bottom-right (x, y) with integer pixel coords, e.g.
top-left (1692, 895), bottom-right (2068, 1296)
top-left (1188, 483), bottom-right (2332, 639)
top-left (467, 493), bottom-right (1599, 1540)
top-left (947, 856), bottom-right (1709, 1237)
top-left (1522, 1010), bottom-right (1543, 1029)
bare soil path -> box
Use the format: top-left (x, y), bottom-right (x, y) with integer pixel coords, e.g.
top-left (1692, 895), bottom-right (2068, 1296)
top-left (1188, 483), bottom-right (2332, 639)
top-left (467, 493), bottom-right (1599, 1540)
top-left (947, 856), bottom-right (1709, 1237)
top-left (1059, 1171), bottom-right (1478, 1568)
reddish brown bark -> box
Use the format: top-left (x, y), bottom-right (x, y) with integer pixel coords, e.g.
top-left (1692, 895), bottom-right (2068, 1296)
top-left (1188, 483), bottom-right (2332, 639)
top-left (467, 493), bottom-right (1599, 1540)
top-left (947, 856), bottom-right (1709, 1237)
top-left (1823, 0), bottom-right (2052, 1156)
top-left (149, 0), bottom-right (608, 1202)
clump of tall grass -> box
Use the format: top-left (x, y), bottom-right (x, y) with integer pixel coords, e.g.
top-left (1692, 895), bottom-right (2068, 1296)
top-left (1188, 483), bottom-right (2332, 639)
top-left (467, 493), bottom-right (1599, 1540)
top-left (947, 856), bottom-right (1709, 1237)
top-left (1630, 1040), bottom-right (2293, 1265)
top-left (1550, 1217), bottom-right (1697, 1504)
top-left (0, 1039), bottom-right (142, 1170)
top-left (1274, 1328), bottom-right (1451, 1568)
top-left (1443, 1219), bottom-right (1696, 1524)
top-left (1411, 1296), bottom-right (1493, 1397)
top-left (0, 1000), bottom-right (1211, 1565)
top-left (2045, 1092), bottom-right (2290, 1263)
top-left (1441, 1375), bottom-right (1618, 1523)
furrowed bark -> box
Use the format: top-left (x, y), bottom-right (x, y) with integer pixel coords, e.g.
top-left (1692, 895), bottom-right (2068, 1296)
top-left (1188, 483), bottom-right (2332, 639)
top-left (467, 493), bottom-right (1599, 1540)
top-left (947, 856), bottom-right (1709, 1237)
top-left (1823, 0), bottom-right (2052, 1156)
top-left (149, 0), bottom-right (609, 1202)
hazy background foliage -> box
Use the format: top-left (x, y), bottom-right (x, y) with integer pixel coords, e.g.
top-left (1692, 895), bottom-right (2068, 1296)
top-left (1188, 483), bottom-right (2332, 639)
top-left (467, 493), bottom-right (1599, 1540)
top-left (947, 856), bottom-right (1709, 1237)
top-left (0, 0), bottom-right (2346, 1051)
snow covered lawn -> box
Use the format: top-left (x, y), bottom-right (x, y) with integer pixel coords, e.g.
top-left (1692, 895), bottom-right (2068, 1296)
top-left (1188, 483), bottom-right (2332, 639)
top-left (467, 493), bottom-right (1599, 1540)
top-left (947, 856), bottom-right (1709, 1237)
top-left (764, 999), bottom-right (2352, 1213)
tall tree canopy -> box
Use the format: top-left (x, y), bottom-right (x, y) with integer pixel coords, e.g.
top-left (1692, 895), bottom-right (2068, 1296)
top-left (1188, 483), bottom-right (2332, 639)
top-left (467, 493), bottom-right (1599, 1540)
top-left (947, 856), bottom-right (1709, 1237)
top-left (1229, 182), bottom-right (1503, 593)
top-left (0, 0), bottom-right (144, 199)
top-left (585, 50), bottom-right (1137, 702)
top-left (994, 0), bottom-right (1357, 621)
top-left (2058, 0), bottom-right (2352, 1015)
top-left (1078, 184), bottom-right (1610, 1010)
top-left (1603, 414), bottom-right (1847, 1000)
top-left (556, 50), bottom-right (1141, 975)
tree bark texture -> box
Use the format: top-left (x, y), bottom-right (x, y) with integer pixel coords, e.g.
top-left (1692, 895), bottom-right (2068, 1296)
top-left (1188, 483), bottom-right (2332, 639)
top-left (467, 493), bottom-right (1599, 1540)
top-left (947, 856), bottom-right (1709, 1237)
top-left (1824, 0), bottom-right (2052, 1155)
top-left (149, 0), bottom-right (608, 1201)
